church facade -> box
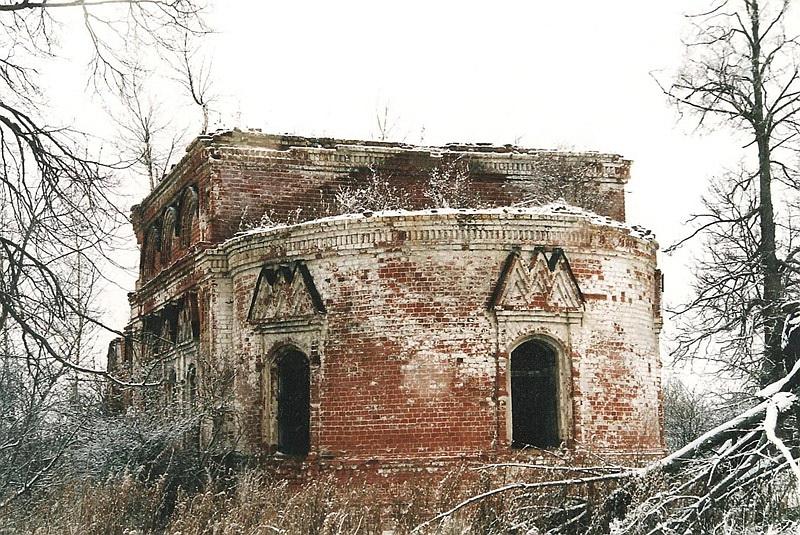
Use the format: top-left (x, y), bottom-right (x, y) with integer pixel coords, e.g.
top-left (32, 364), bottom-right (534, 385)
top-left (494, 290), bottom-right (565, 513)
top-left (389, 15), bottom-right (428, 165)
top-left (109, 130), bottom-right (664, 472)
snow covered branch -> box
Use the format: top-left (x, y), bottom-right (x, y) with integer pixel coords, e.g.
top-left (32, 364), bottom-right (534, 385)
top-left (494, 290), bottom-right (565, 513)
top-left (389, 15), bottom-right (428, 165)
top-left (415, 339), bottom-right (800, 533)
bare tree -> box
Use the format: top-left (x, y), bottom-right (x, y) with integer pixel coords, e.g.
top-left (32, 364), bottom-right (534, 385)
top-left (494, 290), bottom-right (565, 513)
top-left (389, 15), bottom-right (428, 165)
top-left (416, 349), bottom-right (800, 533)
top-left (334, 165), bottom-right (409, 213)
top-left (115, 68), bottom-right (184, 191)
top-left (662, 0), bottom-right (800, 387)
top-left (424, 157), bottom-right (478, 209)
top-left (175, 33), bottom-right (216, 134)
top-left (663, 378), bottom-right (719, 451)
top-left (374, 102), bottom-right (398, 142)
top-left (0, 0), bottom-right (205, 509)
top-left (506, 154), bottom-right (619, 216)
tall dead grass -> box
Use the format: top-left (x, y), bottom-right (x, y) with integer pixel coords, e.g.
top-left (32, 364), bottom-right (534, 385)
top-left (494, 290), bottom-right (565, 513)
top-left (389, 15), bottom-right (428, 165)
top-left (2, 475), bottom-right (166, 535)
top-left (0, 466), bottom-right (507, 534)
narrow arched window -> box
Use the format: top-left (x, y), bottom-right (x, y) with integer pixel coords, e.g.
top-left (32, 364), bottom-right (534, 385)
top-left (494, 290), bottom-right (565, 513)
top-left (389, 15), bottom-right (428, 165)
top-left (178, 186), bottom-right (199, 248)
top-left (161, 207), bottom-right (177, 265)
top-left (511, 340), bottom-right (559, 448)
top-left (142, 225), bottom-right (161, 279)
top-left (276, 350), bottom-right (310, 456)
top-left (157, 317), bottom-right (173, 355)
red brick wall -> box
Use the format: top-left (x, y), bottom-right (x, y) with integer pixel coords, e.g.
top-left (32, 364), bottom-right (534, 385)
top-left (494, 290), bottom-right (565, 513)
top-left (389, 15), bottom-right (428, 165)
top-left (120, 132), bottom-right (661, 476)
top-left (132, 131), bottom-right (631, 288)
top-left (216, 211), bottom-right (663, 464)
top-left (131, 139), bottom-right (210, 290)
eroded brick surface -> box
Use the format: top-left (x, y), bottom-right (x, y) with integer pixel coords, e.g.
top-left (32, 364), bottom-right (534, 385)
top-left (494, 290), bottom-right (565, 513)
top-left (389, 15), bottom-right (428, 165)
top-left (112, 131), bottom-right (664, 478)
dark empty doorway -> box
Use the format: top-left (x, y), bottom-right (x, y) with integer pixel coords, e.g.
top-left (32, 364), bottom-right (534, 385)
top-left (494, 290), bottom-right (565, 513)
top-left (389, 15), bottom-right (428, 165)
top-left (276, 350), bottom-right (310, 456)
top-left (511, 340), bottom-right (559, 448)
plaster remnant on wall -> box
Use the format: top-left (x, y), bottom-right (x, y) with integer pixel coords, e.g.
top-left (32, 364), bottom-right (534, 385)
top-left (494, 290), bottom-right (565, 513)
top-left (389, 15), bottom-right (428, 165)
top-left (111, 132), bottom-right (665, 477)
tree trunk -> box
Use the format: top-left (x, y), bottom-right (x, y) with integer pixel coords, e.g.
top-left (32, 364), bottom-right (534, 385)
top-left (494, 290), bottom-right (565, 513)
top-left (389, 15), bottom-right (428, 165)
top-left (758, 134), bottom-right (783, 386)
top-left (749, 0), bottom-right (784, 386)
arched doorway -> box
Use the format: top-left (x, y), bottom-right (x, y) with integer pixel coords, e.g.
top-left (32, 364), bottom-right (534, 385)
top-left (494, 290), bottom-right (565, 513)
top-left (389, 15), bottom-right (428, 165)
top-left (276, 349), bottom-right (310, 455)
top-left (510, 339), bottom-right (559, 448)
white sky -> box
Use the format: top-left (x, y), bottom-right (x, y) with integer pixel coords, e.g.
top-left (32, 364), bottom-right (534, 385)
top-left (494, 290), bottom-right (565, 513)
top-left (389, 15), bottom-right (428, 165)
top-left (209, 0), bottom-right (747, 379)
top-left (203, 1), bottom-right (744, 276)
top-left (46, 1), bottom-right (753, 377)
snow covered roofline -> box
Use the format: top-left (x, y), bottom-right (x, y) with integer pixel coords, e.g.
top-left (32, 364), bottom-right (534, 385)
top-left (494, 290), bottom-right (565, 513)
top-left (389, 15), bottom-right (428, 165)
top-left (229, 202), bottom-right (657, 246)
top-left (131, 129), bottom-right (639, 285)
top-left (187, 128), bottom-right (631, 171)
top-left (140, 129), bottom-right (631, 209)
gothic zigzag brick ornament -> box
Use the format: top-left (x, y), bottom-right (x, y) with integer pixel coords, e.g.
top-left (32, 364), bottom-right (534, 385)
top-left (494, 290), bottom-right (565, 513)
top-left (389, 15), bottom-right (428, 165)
top-left (107, 130), bottom-right (665, 477)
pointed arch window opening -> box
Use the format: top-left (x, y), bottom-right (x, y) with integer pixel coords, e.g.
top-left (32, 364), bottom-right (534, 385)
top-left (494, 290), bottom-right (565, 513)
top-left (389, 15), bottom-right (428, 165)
top-left (161, 206), bottom-right (177, 265)
top-left (510, 339), bottom-right (560, 449)
top-left (166, 367), bottom-right (178, 406)
top-left (273, 349), bottom-right (311, 456)
top-left (178, 186), bottom-right (199, 248)
top-left (187, 363), bottom-right (198, 408)
top-left (142, 225), bottom-right (161, 279)
top-left (138, 295), bottom-right (200, 410)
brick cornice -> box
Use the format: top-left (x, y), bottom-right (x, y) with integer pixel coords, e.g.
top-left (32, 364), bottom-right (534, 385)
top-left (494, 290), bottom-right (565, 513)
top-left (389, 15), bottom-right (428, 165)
top-left (215, 210), bottom-right (657, 276)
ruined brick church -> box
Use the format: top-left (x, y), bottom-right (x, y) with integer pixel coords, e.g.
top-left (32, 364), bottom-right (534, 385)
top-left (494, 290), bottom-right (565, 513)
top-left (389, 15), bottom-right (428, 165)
top-left (109, 129), bottom-right (664, 473)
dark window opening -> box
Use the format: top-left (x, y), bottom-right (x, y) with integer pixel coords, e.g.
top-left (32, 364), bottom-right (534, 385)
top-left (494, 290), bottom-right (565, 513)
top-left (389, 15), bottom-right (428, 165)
top-left (161, 207), bottom-right (177, 264)
top-left (142, 225), bottom-right (161, 279)
top-left (166, 368), bottom-right (177, 404)
top-left (276, 350), bottom-right (310, 456)
top-left (511, 340), bottom-right (559, 448)
top-left (179, 186), bottom-right (198, 248)
top-left (187, 364), bottom-right (197, 408)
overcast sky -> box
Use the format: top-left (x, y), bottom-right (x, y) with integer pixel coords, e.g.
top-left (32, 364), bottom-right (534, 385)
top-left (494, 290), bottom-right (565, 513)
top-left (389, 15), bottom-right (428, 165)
top-left (210, 1), bottom-right (749, 373)
top-left (49, 1), bottom-right (753, 375)
top-left (202, 0), bottom-right (744, 293)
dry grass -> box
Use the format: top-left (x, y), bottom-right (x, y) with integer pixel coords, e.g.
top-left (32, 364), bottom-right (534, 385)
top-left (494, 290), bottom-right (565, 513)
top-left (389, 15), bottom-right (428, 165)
top-left (2, 475), bottom-right (166, 535)
top-left (2, 454), bottom-right (656, 534)
top-left (0, 466), bottom-right (508, 534)
top-left (164, 467), bottom-right (504, 534)
top-left (3, 451), bottom-right (797, 534)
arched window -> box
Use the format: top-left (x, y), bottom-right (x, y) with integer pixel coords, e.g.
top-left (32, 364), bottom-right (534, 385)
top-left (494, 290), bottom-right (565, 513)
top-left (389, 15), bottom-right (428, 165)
top-left (161, 207), bottom-right (177, 264)
top-left (178, 186), bottom-right (199, 248)
top-left (510, 339), bottom-right (559, 448)
top-left (275, 349), bottom-right (310, 456)
top-left (142, 225), bottom-right (161, 279)
top-left (157, 316), bottom-right (174, 355)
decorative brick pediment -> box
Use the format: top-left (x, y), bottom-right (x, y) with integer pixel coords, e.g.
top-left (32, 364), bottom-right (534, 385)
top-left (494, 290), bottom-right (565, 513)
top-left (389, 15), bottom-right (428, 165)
top-left (490, 248), bottom-right (584, 312)
top-left (248, 263), bottom-right (325, 323)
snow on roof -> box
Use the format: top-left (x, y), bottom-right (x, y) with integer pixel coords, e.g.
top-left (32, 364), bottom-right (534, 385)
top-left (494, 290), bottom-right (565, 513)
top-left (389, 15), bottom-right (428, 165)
top-left (228, 201), bottom-right (656, 245)
top-left (200, 128), bottom-right (628, 162)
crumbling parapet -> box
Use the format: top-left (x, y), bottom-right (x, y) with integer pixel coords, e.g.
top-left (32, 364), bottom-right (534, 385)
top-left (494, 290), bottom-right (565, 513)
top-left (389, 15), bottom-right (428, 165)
top-left (111, 132), bottom-right (663, 477)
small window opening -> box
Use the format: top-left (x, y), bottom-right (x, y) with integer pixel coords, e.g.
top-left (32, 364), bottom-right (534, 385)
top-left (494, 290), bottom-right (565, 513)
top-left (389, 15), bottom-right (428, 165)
top-left (166, 368), bottom-right (177, 405)
top-left (511, 340), bottom-right (559, 448)
top-left (187, 364), bottom-right (197, 408)
top-left (276, 350), bottom-right (310, 456)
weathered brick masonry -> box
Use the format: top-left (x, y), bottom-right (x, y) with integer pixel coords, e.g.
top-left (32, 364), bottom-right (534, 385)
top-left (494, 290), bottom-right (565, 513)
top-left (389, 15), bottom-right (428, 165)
top-left (111, 129), bottom-right (664, 476)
